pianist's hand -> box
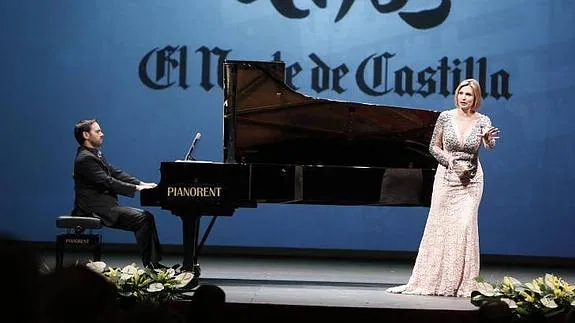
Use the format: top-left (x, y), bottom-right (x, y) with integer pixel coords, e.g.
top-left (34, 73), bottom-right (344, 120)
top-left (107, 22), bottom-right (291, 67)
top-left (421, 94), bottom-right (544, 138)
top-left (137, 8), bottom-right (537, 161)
top-left (136, 182), bottom-right (157, 191)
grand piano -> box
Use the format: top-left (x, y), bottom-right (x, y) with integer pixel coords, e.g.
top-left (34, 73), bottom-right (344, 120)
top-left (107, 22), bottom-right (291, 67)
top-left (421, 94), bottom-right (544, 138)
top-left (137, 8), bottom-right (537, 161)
top-left (141, 60), bottom-right (441, 277)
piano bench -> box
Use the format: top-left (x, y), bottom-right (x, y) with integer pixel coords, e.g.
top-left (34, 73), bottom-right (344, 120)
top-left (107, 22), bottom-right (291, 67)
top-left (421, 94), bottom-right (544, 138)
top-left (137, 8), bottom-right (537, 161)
top-left (55, 216), bottom-right (103, 269)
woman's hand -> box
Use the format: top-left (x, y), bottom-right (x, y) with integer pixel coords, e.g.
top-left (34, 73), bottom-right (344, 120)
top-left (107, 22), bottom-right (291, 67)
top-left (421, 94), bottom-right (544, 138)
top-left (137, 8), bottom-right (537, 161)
top-left (478, 126), bottom-right (500, 149)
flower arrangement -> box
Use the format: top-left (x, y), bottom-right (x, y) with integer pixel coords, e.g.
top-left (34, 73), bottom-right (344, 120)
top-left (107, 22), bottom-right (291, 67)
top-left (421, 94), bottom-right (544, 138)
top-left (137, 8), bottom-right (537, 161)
top-left (86, 261), bottom-right (195, 305)
top-left (471, 274), bottom-right (575, 321)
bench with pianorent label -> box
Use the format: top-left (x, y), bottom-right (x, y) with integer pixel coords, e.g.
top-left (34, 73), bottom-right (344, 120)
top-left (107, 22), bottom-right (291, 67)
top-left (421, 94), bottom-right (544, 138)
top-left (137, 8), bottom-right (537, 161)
top-left (55, 215), bottom-right (103, 269)
top-left (140, 59), bottom-right (440, 277)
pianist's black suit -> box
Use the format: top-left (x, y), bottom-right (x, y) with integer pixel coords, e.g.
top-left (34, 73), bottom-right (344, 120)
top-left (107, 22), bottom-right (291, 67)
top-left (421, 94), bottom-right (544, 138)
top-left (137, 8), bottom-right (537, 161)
top-left (72, 146), bottom-right (162, 266)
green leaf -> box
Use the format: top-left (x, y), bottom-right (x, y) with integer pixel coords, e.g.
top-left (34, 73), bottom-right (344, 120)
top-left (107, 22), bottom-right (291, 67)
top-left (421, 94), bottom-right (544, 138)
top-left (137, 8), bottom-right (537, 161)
top-left (514, 306), bottom-right (530, 317)
top-left (140, 278), bottom-right (153, 286)
top-left (505, 276), bottom-right (522, 286)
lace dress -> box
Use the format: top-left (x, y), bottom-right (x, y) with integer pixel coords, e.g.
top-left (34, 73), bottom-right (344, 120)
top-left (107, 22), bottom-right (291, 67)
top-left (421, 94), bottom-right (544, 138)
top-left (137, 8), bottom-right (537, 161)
top-left (386, 109), bottom-right (495, 297)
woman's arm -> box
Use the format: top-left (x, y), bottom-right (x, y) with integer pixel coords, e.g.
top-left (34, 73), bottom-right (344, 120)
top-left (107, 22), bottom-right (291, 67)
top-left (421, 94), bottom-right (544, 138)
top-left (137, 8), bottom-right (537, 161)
top-left (481, 116), bottom-right (499, 150)
top-left (429, 112), bottom-right (452, 167)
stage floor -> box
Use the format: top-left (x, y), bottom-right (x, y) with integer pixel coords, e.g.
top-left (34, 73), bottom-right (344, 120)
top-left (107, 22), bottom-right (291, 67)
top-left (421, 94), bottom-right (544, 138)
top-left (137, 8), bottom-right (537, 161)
top-left (42, 250), bottom-right (575, 313)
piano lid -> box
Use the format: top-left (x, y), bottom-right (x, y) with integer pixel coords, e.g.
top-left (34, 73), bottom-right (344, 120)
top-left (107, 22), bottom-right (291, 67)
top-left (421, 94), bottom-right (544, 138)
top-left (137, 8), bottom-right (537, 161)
top-left (222, 60), bottom-right (441, 168)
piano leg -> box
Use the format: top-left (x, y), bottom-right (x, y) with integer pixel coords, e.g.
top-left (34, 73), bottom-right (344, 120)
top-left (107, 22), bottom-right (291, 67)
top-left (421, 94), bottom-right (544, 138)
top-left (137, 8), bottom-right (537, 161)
top-left (180, 214), bottom-right (202, 278)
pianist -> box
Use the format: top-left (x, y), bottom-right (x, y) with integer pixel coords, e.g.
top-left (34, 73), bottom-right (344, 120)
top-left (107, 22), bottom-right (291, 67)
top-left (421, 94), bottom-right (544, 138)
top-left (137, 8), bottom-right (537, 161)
top-left (71, 119), bottom-right (167, 270)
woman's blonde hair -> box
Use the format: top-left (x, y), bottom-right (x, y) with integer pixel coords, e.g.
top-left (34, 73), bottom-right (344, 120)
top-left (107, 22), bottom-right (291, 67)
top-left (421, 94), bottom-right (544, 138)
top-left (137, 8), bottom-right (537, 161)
top-left (454, 79), bottom-right (482, 111)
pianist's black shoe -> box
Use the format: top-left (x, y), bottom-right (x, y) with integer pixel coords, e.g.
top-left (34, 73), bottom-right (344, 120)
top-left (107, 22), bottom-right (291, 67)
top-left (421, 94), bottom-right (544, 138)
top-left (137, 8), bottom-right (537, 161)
top-left (144, 262), bottom-right (169, 270)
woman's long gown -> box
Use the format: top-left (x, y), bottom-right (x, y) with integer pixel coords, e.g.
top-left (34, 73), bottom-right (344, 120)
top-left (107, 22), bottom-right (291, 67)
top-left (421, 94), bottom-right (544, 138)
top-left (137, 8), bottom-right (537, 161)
top-left (387, 109), bottom-right (494, 297)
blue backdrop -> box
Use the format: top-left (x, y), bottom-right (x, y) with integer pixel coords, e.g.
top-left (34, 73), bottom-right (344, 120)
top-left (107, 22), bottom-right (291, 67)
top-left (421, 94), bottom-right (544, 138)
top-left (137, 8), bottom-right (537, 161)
top-left (1, 0), bottom-right (574, 258)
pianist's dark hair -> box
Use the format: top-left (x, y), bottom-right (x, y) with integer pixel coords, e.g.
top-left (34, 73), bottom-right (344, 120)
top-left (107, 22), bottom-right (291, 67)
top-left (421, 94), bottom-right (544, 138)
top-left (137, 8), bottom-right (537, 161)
top-left (74, 119), bottom-right (98, 145)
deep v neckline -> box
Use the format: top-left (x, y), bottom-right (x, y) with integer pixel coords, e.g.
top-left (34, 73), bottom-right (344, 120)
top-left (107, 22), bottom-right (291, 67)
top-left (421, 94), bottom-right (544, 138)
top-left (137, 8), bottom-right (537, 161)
top-left (451, 111), bottom-right (480, 147)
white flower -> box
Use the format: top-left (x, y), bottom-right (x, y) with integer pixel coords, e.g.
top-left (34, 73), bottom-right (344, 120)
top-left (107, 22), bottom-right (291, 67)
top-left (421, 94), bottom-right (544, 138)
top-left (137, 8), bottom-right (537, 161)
top-left (86, 261), bottom-right (107, 273)
top-left (500, 298), bottom-right (518, 309)
top-left (174, 272), bottom-right (194, 288)
top-left (541, 295), bottom-right (558, 309)
top-left (475, 282), bottom-right (496, 297)
top-left (147, 283), bottom-right (164, 292)
top-left (105, 268), bottom-right (120, 280)
top-left (121, 264), bottom-right (139, 275)
top-left (165, 268), bottom-right (176, 278)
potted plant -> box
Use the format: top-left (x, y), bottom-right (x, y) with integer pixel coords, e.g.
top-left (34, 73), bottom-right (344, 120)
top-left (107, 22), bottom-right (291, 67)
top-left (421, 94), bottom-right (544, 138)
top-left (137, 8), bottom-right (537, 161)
top-left (86, 261), bottom-right (195, 305)
top-left (471, 274), bottom-right (575, 322)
